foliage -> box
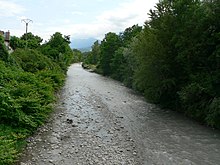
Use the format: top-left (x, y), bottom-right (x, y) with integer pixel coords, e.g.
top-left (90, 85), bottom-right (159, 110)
top-left (11, 49), bottom-right (60, 73)
top-left (0, 133), bottom-right (18, 165)
top-left (36, 70), bottom-right (65, 90)
top-left (0, 61), bottom-right (53, 128)
top-left (0, 125), bottom-right (28, 165)
top-left (83, 41), bottom-right (101, 65)
top-left (99, 32), bottom-right (122, 76)
top-left (83, 0), bottom-right (220, 128)
top-left (21, 32), bottom-right (43, 49)
top-left (0, 31), bottom-right (73, 164)
top-left (10, 36), bottom-right (25, 50)
top-left (10, 33), bottom-right (43, 50)
top-left (0, 35), bottom-right (9, 61)
top-left (40, 32), bottom-right (73, 71)
top-left (120, 24), bottom-right (142, 47)
top-left (72, 49), bottom-right (83, 63)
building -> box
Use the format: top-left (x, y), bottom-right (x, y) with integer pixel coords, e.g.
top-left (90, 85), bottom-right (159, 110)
top-left (0, 30), bottom-right (13, 53)
top-left (0, 30), bottom-right (10, 45)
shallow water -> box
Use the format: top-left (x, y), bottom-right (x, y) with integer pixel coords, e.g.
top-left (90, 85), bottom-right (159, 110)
top-left (19, 63), bottom-right (220, 165)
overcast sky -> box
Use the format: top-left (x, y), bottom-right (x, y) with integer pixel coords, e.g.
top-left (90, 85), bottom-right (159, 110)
top-left (0, 0), bottom-right (158, 41)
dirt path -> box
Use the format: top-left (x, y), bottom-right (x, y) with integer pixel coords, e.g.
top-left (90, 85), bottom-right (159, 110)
top-left (19, 63), bottom-right (220, 165)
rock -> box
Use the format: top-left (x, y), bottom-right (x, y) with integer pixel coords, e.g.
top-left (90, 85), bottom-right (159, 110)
top-left (20, 162), bottom-right (27, 165)
top-left (115, 128), bottom-right (120, 131)
top-left (72, 124), bottom-right (78, 127)
top-left (133, 150), bottom-right (137, 155)
top-left (49, 159), bottom-right (53, 163)
top-left (67, 118), bottom-right (73, 124)
top-left (108, 130), bottom-right (114, 134)
top-left (26, 137), bottom-right (34, 143)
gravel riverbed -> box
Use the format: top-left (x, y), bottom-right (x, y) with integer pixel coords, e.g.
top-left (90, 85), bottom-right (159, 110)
top-left (18, 63), bottom-right (220, 165)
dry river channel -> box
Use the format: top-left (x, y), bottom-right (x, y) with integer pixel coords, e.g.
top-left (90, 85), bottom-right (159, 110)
top-left (19, 63), bottom-right (220, 165)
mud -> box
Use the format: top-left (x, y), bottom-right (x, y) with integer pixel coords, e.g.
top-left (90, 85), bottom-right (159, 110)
top-left (19, 63), bottom-right (220, 165)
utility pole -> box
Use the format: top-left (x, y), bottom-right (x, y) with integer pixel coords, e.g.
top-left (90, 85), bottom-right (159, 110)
top-left (21, 18), bottom-right (33, 49)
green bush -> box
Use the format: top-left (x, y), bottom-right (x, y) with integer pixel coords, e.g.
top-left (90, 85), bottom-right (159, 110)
top-left (178, 82), bottom-right (210, 121)
top-left (0, 137), bottom-right (17, 165)
top-left (0, 125), bottom-right (28, 165)
top-left (10, 49), bottom-right (58, 73)
top-left (36, 70), bottom-right (65, 90)
top-left (206, 98), bottom-right (220, 128)
top-left (0, 61), bottom-right (53, 128)
top-left (0, 31), bottom-right (73, 164)
top-left (0, 54), bottom-right (65, 163)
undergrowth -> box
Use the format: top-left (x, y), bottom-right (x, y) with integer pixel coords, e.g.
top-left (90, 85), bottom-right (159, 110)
top-left (0, 47), bottom-right (68, 164)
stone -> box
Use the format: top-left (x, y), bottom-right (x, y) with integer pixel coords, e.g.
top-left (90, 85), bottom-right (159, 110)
top-left (72, 124), bottom-right (78, 127)
top-left (49, 159), bottom-right (53, 163)
top-left (67, 118), bottom-right (73, 124)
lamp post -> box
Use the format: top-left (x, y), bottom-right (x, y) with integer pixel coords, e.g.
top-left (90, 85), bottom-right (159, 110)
top-left (21, 19), bottom-right (33, 49)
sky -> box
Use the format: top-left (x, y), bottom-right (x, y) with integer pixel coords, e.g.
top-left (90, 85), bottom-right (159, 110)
top-left (0, 0), bottom-right (158, 42)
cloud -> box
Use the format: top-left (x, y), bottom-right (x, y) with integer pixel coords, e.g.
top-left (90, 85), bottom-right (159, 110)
top-left (0, 0), bottom-right (26, 17)
top-left (97, 0), bottom-right (157, 28)
top-left (69, 0), bottom-right (158, 39)
top-left (71, 11), bottom-right (84, 16)
top-left (7, 0), bottom-right (158, 41)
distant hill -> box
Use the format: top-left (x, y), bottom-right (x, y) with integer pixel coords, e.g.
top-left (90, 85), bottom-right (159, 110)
top-left (78, 47), bottom-right (91, 52)
top-left (70, 38), bottom-right (97, 51)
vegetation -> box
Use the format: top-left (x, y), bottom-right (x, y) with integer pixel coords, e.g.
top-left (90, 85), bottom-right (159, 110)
top-left (10, 32), bottom-right (42, 50)
top-left (0, 0), bottom-right (219, 163)
top-left (40, 32), bottom-right (73, 72)
top-left (0, 32), bottom-right (74, 164)
top-left (72, 49), bottom-right (83, 63)
top-left (83, 0), bottom-right (220, 129)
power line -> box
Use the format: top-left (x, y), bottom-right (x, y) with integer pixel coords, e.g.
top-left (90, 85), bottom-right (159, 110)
top-left (21, 18), bottom-right (33, 49)
top-left (21, 19), bottom-right (33, 34)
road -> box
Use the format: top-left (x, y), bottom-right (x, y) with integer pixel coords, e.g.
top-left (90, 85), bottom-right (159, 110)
top-left (19, 63), bottom-right (220, 165)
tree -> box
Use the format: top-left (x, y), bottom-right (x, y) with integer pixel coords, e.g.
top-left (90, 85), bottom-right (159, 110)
top-left (40, 32), bottom-right (73, 71)
top-left (91, 40), bottom-right (101, 65)
top-left (20, 32), bottom-right (43, 49)
top-left (10, 36), bottom-right (25, 50)
top-left (72, 49), bottom-right (83, 63)
top-left (120, 24), bottom-right (142, 46)
top-left (99, 32), bottom-right (122, 75)
top-left (0, 35), bottom-right (9, 61)
top-left (111, 25), bottom-right (142, 81)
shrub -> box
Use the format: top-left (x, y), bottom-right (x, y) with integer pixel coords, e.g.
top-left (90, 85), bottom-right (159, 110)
top-left (0, 62), bottom-right (54, 129)
top-left (10, 49), bottom-right (58, 73)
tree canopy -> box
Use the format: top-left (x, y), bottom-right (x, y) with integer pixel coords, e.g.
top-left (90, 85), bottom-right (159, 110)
top-left (83, 0), bottom-right (220, 129)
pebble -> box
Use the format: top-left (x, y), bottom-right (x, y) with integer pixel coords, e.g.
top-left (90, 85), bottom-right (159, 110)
top-left (72, 124), bottom-right (78, 127)
top-left (19, 86), bottom-right (139, 165)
